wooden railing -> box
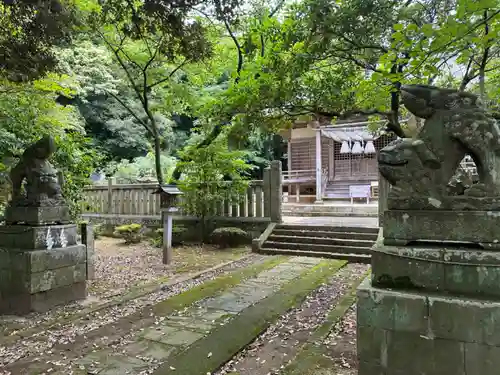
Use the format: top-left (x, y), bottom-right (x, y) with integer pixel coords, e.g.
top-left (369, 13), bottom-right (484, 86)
top-left (282, 169), bottom-right (315, 184)
top-left (82, 161), bottom-right (284, 222)
top-left (82, 181), bottom-right (268, 218)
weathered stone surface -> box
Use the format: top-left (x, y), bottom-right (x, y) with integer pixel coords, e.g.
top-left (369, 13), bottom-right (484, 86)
top-left (77, 350), bottom-right (147, 375)
top-left (205, 291), bottom-right (260, 312)
top-left (357, 278), bottom-right (428, 334)
top-left (122, 340), bottom-right (177, 362)
top-left (379, 84), bottom-right (500, 200)
top-left (0, 281), bottom-right (86, 314)
top-left (358, 361), bottom-right (385, 375)
top-left (30, 281), bottom-right (86, 312)
top-left (429, 295), bottom-right (500, 345)
top-left (166, 315), bottom-right (214, 333)
top-left (356, 325), bottom-right (387, 366)
top-left (371, 244), bottom-right (500, 298)
top-left (383, 209), bottom-right (500, 248)
top-left (26, 245), bottom-right (86, 273)
top-left (357, 280), bottom-right (483, 375)
top-left (27, 262), bottom-right (86, 294)
top-left (0, 224), bottom-right (77, 250)
top-left (8, 135), bottom-right (66, 207)
top-left (142, 325), bottom-right (204, 346)
top-left (386, 330), bottom-right (465, 375)
top-left (371, 247), bottom-right (444, 291)
top-left (5, 205), bottom-right (71, 225)
top-left (465, 342), bottom-right (500, 374)
top-left (388, 196), bottom-right (500, 211)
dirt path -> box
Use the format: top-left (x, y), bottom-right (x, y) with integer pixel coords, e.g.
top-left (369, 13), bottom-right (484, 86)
top-left (215, 264), bottom-right (368, 375)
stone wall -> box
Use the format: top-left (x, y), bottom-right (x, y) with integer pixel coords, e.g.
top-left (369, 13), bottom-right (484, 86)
top-left (357, 278), bottom-right (500, 374)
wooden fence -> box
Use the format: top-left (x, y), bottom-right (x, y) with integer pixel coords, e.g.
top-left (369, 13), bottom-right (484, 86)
top-left (82, 160), bottom-right (283, 223)
top-left (83, 181), bottom-right (268, 217)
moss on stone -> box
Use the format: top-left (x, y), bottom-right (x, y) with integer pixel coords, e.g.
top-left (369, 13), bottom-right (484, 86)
top-left (152, 260), bottom-right (347, 375)
top-left (152, 255), bottom-right (289, 315)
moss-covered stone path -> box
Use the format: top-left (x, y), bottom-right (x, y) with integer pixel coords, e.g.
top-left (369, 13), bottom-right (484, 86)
top-left (1, 256), bottom-right (364, 375)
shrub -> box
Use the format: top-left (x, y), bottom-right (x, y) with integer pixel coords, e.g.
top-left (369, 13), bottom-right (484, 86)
top-left (151, 226), bottom-right (187, 247)
top-left (210, 227), bottom-right (249, 249)
top-left (114, 223), bottom-right (143, 244)
top-left (93, 223), bottom-right (104, 239)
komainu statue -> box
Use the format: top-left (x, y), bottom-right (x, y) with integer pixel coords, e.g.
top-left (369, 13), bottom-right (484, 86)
top-left (379, 84), bottom-right (500, 199)
top-left (9, 135), bottom-right (65, 207)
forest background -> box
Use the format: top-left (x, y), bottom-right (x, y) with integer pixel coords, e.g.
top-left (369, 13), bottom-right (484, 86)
top-left (1, 0), bottom-right (499, 215)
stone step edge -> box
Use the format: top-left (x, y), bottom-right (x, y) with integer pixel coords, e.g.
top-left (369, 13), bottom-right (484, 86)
top-left (283, 211), bottom-right (378, 217)
top-left (0, 254), bottom-right (282, 349)
top-left (281, 269), bottom-right (371, 375)
top-left (262, 241), bottom-right (374, 252)
top-left (274, 229), bottom-right (378, 238)
top-left (257, 248), bottom-right (371, 263)
top-left (276, 225), bottom-right (379, 233)
top-left (151, 260), bottom-right (348, 375)
top-left (268, 234), bottom-right (375, 245)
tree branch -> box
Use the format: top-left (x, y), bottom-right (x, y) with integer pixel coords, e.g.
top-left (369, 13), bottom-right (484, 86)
top-left (147, 59), bottom-right (188, 90)
top-left (269, 0), bottom-right (286, 17)
top-left (478, 10), bottom-right (491, 99)
top-left (405, 9), bottom-right (500, 79)
top-left (459, 55), bottom-right (475, 91)
top-left (223, 18), bottom-right (243, 82)
top-left (99, 31), bottom-right (147, 108)
top-left (106, 90), bottom-right (153, 134)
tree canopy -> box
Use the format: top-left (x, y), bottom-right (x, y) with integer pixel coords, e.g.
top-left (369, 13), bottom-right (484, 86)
top-left (1, 0), bottom-right (499, 207)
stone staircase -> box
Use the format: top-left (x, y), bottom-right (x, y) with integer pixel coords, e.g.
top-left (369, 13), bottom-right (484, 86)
top-left (256, 224), bottom-right (378, 263)
top-left (324, 180), bottom-right (375, 200)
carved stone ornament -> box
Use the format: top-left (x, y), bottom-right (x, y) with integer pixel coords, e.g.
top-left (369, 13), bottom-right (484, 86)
top-left (9, 135), bottom-right (65, 207)
top-left (378, 84), bottom-right (500, 202)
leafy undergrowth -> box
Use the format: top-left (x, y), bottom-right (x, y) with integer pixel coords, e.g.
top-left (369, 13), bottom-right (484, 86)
top-left (89, 237), bottom-right (250, 298)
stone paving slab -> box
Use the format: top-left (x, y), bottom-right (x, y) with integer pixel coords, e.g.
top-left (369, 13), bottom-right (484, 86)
top-left (76, 257), bottom-right (322, 374)
top-left (77, 349), bottom-right (148, 375)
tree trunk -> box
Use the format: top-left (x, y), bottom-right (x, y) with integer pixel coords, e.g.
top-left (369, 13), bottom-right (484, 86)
top-left (153, 133), bottom-right (164, 185)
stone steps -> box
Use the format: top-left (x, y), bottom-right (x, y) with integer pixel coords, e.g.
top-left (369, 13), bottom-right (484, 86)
top-left (257, 224), bottom-right (378, 262)
top-left (267, 235), bottom-right (374, 247)
top-left (283, 203), bottom-right (378, 217)
top-left (257, 248), bottom-right (372, 263)
top-left (273, 229), bottom-right (378, 240)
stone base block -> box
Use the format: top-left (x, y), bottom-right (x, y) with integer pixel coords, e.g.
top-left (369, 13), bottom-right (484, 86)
top-left (371, 244), bottom-right (500, 298)
top-left (0, 245), bottom-right (88, 315)
top-left (357, 278), bottom-right (500, 375)
top-left (383, 209), bottom-right (500, 249)
top-left (0, 224), bottom-right (78, 250)
top-left (0, 282), bottom-right (87, 314)
top-left (388, 196), bottom-right (500, 211)
top-left (5, 205), bottom-right (70, 226)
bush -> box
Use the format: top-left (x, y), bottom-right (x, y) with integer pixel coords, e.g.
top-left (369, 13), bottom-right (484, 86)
top-left (93, 223), bottom-right (104, 239)
top-left (114, 223), bottom-right (143, 244)
top-left (151, 226), bottom-right (187, 247)
top-left (210, 227), bottom-right (249, 249)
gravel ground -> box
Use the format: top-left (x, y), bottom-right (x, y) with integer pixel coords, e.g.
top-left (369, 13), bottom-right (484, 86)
top-left (0, 254), bottom-right (266, 370)
top-left (0, 238), bottom-right (249, 338)
top-left (215, 263), bottom-right (369, 375)
top-left (322, 305), bottom-right (358, 375)
top-left (89, 238), bottom-right (249, 299)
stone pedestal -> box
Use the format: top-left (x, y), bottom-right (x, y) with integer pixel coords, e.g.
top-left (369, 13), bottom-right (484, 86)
top-left (0, 223), bottom-right (87, 315)
top-left (5, 205), bottom-right (71, 225)
top-left (357, 223), bottom-right (500, 374)
top-left (357, 278), bottom-right (500, 375)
